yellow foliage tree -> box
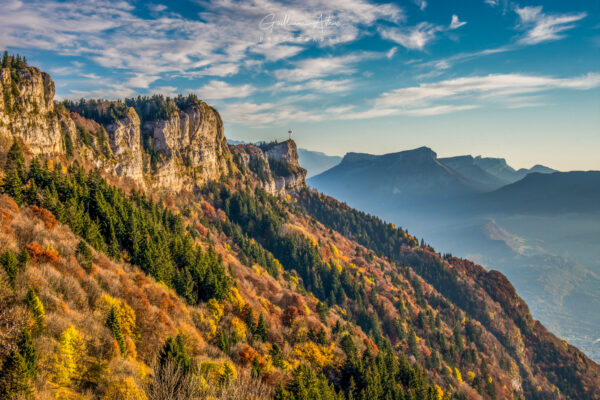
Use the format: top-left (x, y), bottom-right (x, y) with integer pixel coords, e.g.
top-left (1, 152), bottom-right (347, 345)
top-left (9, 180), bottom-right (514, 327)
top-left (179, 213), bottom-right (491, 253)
top-left (103, 377), bottom-right (147, 400)
top-left (99, 295), bottom-right (136, 339)
top-left (454, 367), bottom-right (463, 383)
top-left (434, 384), bottom-right (444, 400)
top-left (230, 317), bottom-right (247, 343)
top-left (52, 326), bottom-right (87, 387)
top-left (228, 287), bottom-right (245, 313)
top-left (207, 299), bottom-right (223, 322)
top-left (199, 360), bottom-right (237, 385)
top-left (292, 342), bottom-right (333, 370)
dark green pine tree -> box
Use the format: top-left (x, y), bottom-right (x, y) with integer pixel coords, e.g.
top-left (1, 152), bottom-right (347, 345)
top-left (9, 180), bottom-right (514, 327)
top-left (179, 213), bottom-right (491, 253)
top-left (245, 307), bottom-right (256, 333)
top-left (5, 140), bottom-right (25, 179)
top-left (255, 313), bottom-right (268, 342)
top-left (158, 334), bottom-right (192, 374)
top-left (106, 306), bottom-right (125, 355)
top-left (0, 350), bottom-right (32, 398)
top-left (76, 240), bottom-right (93, 273)
top-left (251, 356), bottom-right (261, 379)
top-left (2, 168), bottom-right (23, 205)
top-left (0, 250), bottom-right (18, 286)
top-left (17, 329), bottom-right (38, 378)
top-left (217, 331), bottom-right (229, 353)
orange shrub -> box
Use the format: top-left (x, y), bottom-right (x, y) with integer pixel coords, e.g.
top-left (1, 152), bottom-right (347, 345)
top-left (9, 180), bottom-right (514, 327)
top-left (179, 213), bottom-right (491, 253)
top-left (29, 205), bottom-right (58, 229)
top-left (0, 194), bottom-right (19, 213)
top-left (26, 241), bottom-right (60, 264)
top-left (239, 345), bottom-right (264, 366)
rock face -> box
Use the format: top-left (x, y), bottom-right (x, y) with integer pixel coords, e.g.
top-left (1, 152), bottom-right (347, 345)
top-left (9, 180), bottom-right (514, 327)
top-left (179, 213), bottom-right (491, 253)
top-left (0, 66), bottom-right (73, 154)
top-left (105, 107), bottom-right (144, 183)
top-left (0, 65), bottom-right (235, 192)
top-left (143, 103), bottom-right (230, 190)
top-left (231, 140), bottom-right (306, 196)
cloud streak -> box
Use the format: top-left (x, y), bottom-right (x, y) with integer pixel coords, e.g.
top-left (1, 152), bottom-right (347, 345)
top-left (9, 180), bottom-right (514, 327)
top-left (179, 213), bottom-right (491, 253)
top-left (515, 6), bottom-right (586, 45)
top-left (379, 14), bottom-right (467, 51)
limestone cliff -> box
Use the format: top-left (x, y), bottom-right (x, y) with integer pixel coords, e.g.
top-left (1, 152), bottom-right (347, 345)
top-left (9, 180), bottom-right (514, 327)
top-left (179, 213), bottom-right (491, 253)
top-left (0, 64), bottom-right (234, 192)
top-left (231, 140), bottom-right (306, 196)
top-left (104, 107), bottom-right (144, 182)
top-left (142, 102), bottom-right (230, 190)
top-left (0, 66), bottom-right (74, 154)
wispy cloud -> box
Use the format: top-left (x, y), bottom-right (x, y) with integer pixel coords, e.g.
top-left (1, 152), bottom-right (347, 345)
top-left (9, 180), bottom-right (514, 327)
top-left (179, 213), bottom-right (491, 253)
top-left (196, 80), bottom-right (256, 100)
top-left (0, 0), bottom-right (403, 97)
top-left (375, 73), bottom-right (600, 109)
top-left (414, 0), bottom-right (427, 11)
top-left (379, 23), bottom-right (442, 51)
top-left (274, 79), bottom-right (353, 93)
top-left (450, 15), bottom-right (467, 30)
top-left (379, 14), bottom-right (467, 51)
top-left (273, 53), bottom-right (380, 82)
top-left (515, 6), bottom-right (586, 45)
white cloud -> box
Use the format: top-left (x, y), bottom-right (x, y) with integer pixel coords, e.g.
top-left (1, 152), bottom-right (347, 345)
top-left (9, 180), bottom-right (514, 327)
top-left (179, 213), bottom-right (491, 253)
top-left (196, 80), bottom-right (255, 100)
top-left (414, 0), bottom-right (427, 11)
top-left (276, 79), bottom-right (353, 93)
top-left (515, 6), bottom-right (586, 45)
top-left (379, 22), bottom-right (442, 51)
top-left (386, 47), bottom-right (398, 59)
top-left (450, 15), bottom-right (466, 30)
top-left (251, 44), bottom-right (304, 61)
top-left (379, 15), bottom-right (466, 51)
top-left (273, 54), bottom-right (369, 82)
top-left (376, 73), bottom-right (600, 108)
top-left (125, 74), bottom-right (161, 88)
top-left (0, 0), bottom-right (403, 83)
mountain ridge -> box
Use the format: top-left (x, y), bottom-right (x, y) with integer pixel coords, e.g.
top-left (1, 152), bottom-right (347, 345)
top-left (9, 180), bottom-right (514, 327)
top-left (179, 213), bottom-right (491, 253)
top-left (0, 56), bottom-right (598, 400)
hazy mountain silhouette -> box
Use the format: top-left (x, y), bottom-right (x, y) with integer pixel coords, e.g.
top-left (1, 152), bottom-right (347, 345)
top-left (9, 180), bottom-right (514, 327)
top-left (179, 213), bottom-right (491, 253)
top-left (309, 147), bottom-right (600, 361)
top-left (479, 171), bottom-right (600, 214)
top-left (297, 148), bottom-right (342, 178)
top-left (440, 155), bottom-right (508, 191)
top-left (310, 147), bottom-right (487, 211)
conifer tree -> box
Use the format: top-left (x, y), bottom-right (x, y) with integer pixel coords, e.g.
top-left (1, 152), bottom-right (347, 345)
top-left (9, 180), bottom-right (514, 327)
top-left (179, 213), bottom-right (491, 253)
top-left (255, 313), bottom-right (268, 342)
top-left (0, 350), bottom-right (32, 398)
top-left (158, 334), bottom-right (192, 374)
top-left (0, 250), bottom-right (18, 286)
top-left (2, 168), bottom-right (23, 205)
top-left (25, 288), bottom-right (45, 333)
top-left (17, 329), bottom-right (38, 378)
top-left (106, 306), bottom-right (125, 355)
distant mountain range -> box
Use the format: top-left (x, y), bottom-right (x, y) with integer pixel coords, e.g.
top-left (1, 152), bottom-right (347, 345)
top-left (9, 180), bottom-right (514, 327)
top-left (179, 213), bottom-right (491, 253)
top-left (308, 146), bottom-right (600, 362)
top-left (297, 149), bottom-right (342, 178)
top-left (308, 146), bottom-right (577, 214)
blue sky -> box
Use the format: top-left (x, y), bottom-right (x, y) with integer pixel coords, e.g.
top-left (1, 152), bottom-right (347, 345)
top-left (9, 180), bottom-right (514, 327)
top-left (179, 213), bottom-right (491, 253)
top-left (1, 0), bottom-right (599, 170)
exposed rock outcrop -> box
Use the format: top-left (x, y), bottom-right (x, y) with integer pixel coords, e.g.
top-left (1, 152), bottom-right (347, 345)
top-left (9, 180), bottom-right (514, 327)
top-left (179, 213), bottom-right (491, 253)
top-left (143, 103), bottom-right (230, 190)
top-left (0, 66), bottom-right (73, 154)
top-left (104, 107), bottom-right (144, 183)
top-left (0, 65), bottom-right (234, 192)
top-left (231, 140), bottom-right (306, 196)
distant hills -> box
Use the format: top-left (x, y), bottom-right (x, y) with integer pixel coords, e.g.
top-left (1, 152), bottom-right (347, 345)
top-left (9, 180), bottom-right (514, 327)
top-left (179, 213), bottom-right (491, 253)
top-left (297, 149), bottom-right (342, 178)
top-left (309, 147), bottom-right (576, 216)
top-left (308, 146), bottom-right (600, 362)
top-left (479, 171), bottom-right (600, 214)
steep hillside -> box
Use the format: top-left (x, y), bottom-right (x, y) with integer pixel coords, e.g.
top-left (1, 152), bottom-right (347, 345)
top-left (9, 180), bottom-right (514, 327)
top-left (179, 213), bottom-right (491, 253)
top-left (0, 56), bottom-right (599, 400)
